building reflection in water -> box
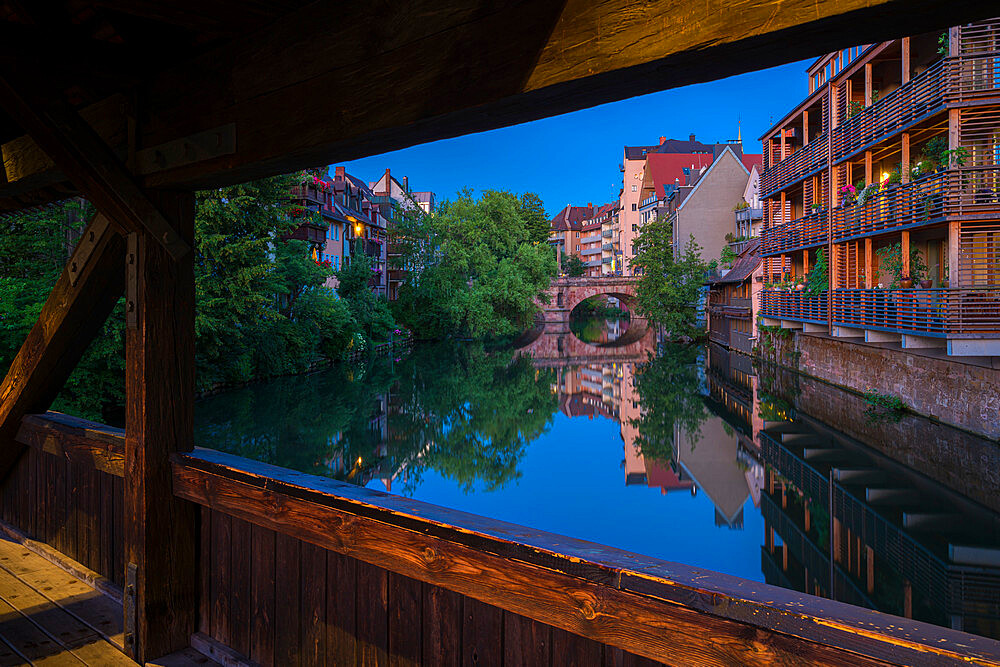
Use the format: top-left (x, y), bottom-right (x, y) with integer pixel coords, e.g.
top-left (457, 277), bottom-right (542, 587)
top-left (703, 344), bottom-right (1000, 639)
top-left (534, 318), bottom-right (1000, 639)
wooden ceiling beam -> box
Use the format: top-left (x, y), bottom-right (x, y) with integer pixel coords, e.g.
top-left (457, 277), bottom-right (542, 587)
top-left (0, 0), bottom-right (996, 198)
top-left (0, 76), bottom-right (191, 259)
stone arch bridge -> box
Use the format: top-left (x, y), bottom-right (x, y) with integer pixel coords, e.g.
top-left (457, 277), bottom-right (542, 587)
top-left (538, 276), bottom-right (639, 325)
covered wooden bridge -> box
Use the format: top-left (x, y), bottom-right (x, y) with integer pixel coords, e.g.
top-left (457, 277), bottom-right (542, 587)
top-left (1, 1), bottom-right (999, 664)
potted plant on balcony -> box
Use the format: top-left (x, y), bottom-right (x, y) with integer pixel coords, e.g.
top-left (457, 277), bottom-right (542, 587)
top-left (839, 184), bottom-right (857, 207)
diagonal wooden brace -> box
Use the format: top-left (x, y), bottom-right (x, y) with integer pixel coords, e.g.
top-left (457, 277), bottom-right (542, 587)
top-left (0, 213), bottom-right (125, 479)
top-left (0, 75), bottom-right (190, 261)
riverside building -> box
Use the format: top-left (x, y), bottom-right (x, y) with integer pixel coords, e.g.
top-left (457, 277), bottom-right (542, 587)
top-left (759, 20), bottom-right (1000, 357)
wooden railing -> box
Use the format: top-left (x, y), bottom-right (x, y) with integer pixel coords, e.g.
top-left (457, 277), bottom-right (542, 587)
top-left (761, 209), bottom-right (828, 256)
top-left (832, 54), bottom-right (1000, 163)
top-left (5, 411), bottom-right (1000, 665)
top-left (761, 135), bottom-right (829, 198)
top-left (761, 290), bottom-right (829, 324)
top-left (831, 288), bottom-right (1000, 336)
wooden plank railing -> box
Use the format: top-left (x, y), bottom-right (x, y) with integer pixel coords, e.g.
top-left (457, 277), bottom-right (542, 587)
top-left (5, 413), bottom-right (1000, 665)
top-left (832, 168), bottom-right (1000, 242)
top-left (761, 290), bottom-right (829, 324)
top-left (761, 208), bottom-right (828, 256)
top-left (760, 135), bottom-right (829, 198)
top-left (831, 288), bottom-right (1000, 336)
top-left (832, 53), bottom-right (1000, 164)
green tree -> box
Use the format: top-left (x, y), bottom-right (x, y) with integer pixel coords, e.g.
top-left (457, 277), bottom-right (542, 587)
top-left (630, 345), bottom-right (709, 463)
top-left (334, 240), bottom-right (396, 344)
top-left (563, 253), bottom-right (586, 277)
top-left (632, 214), bottom-right (709, 339)
top-left (518, 192), bottom-right (550, 245)
top-left (393, 189), bottom-right (557, 340)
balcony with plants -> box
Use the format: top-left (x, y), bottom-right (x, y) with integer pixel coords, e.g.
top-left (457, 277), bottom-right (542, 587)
top-left (760, 250), bottom-right (830, 325)
top-left (832, 138), bottom-right (999, 243)
top-left (761, 134), bottom-right (829, 199)
top-left (761, 206), bottom-right (829, 257)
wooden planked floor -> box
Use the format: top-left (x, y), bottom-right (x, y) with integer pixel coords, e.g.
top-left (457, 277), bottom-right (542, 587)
top-left (0, 535), bottom-right (213, 666)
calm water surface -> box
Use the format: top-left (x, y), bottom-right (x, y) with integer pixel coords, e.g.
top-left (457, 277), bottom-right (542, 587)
top-left (196, 316), bottom-right (1000, 640)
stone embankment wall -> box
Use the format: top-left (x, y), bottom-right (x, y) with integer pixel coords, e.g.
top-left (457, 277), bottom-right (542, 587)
top-left (757, 330), bottom-right (1000, 440)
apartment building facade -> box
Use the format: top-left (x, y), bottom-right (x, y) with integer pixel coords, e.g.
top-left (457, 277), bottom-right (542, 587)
top-left (369, 169), bottom-right (436, 301)
top-left (759, 19), bottom-right (1000, 356)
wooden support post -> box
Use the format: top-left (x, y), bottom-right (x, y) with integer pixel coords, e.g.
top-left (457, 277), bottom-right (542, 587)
top-left (904, 581), bottom-right (913, 619)
top-left (865, 62), bottom-right (873, 106)
top-left (803, 250), bottom-right (810, 276)
top-left (781, 484), bottom-right (787, 509)
top-left (780, 191), bottom-right (787, 224)
top-left (902, 231), bottom-right (910, 278)
top-left (782, 544), bottom-right (788, 571)
top-left (948, 221), bottom-right (960, 287)
top-left (780, 130), bottom-right (786, 162)
top-left (0, 215), bottom-right (124, 478)
top-left (804, 507), bottom-right (811, 532)
top-left (865, 238), bottom-right (873, 288)
top-left (866, 546), bottom-right (875, 594)
top-left (803, 111), bottom-right (809, 146)
top-left (864, 151), bottom-right (872, 186)
top-left (780, 254), bottom-right (787, 280)
top-left (124, 191), bottom-right (198, 662)
top-left (766, 525), bottom-right (774, 554)
top-left (901, 37), bottom-right (911, 85)
top-left (948, 108), bottom-right (960, 161)
top-left (901, 133), bottom-right (910, 184)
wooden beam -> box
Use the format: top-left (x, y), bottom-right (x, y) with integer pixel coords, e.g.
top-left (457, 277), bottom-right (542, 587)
top-left (0, 0), bottom-right (995, 198)
top-left (902, 231), bottom-right (910, 278)
top-left (171, 449), bottom-right (1000, 667)
top-left (901, 132), bottom-right (910, 184)
top-left (865, 238), bottom-right (873, 288)
top-left (0, 76), bottom-right (190, 260)
top-left (865, 151), bottom-right (873, 186)
top-left (0, 214), bottom-right (124, 479)
top-left (865, 62), bottom-right (873, 106)
top-left (901, 37), bottom-right (910, 84)
top-left (124, 191), bottom-right (197, 662)
top-left (15, 412), bottom-right (125, 478)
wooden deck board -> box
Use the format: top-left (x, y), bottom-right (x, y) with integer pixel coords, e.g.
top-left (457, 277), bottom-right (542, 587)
top-left (0, 536), bottom-right (133, 666)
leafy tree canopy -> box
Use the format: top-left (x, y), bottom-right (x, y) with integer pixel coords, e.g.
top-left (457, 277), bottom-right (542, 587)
top-left (393, 189), bottom-right (557, 339)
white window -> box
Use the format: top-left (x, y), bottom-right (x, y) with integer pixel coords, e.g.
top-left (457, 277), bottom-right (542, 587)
top-left (631, 185), bottom-right (637, 192)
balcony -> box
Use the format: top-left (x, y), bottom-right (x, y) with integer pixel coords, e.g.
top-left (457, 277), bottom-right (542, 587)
top-left (760, 209), bottom-right (828, 256)
top-left (832, 168), bottom-right (1000, 242)
top-left (602, 229), bottom-right (614, 238)
top-left (760, 135), bottom-right (828, 198)
top-left (363, 239), bottom-right (383, 257)
top-left (603, 243), bottom-right (614, 252)
top-left (735, 207), bottom-right (763, 223)
top-left (581, 246), bottom-right (602, 256)
top-left (832, 54), bottom-right (1000, 164)
top-left (760, 290), bottom-right (828, 325)
top-left (582, 235), bottom-right (602, 244)
top-left (832, 288), bottom-right (1000, 338)
top-left (728, 238), bottom-right (755, 255)
top-left (602, 256), bottom-right (612, 264)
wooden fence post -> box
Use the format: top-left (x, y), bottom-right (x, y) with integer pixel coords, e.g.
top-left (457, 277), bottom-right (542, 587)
top-left (124, 190), bottom-right (198, 662)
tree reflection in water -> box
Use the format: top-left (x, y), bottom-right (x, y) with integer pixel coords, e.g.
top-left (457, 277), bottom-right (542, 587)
top-left (195, 342), bottom-right (558, 494)
top-left (629, 344), bottom-right (710, 464)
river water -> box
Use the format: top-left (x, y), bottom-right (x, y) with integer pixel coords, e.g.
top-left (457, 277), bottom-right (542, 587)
top-left (195, 316), bottom-right (1000, 641)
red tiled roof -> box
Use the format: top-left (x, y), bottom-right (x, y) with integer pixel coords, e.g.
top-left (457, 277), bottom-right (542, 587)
top-left (550, 204), bottom-right (592, 231)
top-left (741, 154), bottom-right (763, 173)
top-left (645, 460), bottom-right (695, 493)
top-left (646, 153), bottom-right (715, 196)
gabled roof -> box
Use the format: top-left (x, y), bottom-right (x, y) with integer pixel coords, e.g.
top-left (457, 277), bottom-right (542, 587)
top-left (550, 204), bottom-right (593, 231)
top-left (677, 145), bottom-right (749, 212)
top-left (645, 153), bottom-right (715, 197)
top-left (741, 154), bottom-right (763, 173)
top-left (713, 238), bottom-right (762, 285)
top-left (625, 137), bottom-right (714, 160)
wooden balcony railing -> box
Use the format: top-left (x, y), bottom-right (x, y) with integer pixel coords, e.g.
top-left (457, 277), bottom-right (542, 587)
top-left (831, 288), bottom-right (1000, 336)
top-left (832, 58), bottom-right (947, 162)
top-left (760, 290), bottom-right (829, 324)
top-left (832, 168), bottom-right (1000, 242)
top-left (760, 135), bottom-right (829, 198)
top-left (833, 54), bottom-right (1000, 163)
top-left (761, 209), bottom-right (828, 256)
top-left (8, 411), bottom-right (1000, 666)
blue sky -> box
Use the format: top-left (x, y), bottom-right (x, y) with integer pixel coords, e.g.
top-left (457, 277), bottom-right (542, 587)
top-left (339, 59), bottom-right (812, 218)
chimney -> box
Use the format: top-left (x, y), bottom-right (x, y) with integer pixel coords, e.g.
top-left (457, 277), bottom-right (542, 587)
top-left (402, 176), bottom-right (409, 192)
top-left (659, 136), bottom-right (666, 145)
top-left (689, 133), bottom-right (696, 142)
top-left (335, 166), bottom-right (345, 179)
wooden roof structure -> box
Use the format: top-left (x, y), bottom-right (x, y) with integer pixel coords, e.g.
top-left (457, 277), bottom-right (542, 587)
top-left (1, 1), bottom-right (999, 664)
